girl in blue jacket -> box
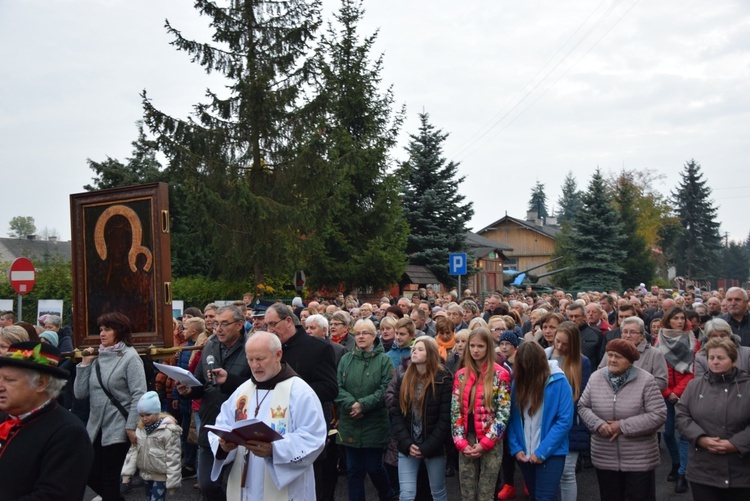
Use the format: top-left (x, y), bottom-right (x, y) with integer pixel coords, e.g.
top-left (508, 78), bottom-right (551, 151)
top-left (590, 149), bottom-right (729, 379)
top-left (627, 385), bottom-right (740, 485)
top-left (508, 342), bottom-right (574, 501)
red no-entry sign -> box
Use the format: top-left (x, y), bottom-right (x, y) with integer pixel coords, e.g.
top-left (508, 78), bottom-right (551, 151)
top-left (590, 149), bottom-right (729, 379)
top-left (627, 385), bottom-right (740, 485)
top-left (9, 257), bottom-right (35, 295)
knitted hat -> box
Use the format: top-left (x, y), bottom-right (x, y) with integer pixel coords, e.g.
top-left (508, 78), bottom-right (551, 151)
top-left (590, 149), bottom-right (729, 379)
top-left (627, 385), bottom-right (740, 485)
top-left (499, 331), bottom-right (519, 348)
top-left (605, 339), bottom-right (640, 363)
top-left (137, 391), bottom-right (162, 415)
top-left (39, 330), bottom-right (59, 348)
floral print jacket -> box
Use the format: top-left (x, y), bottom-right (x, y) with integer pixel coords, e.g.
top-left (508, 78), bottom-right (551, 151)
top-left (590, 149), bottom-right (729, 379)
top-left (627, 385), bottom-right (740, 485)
top-left (451, 362), bottom-right (511, 451)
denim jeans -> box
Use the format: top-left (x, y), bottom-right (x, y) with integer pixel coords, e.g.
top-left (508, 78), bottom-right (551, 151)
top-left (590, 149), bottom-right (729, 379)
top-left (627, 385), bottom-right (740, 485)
top-left (559, 451), bottom-right (579, 501)
top-left (663, 400), bottom-right (689, 473)
top-left (144, 480), bottom-right (166, 501)
top-left (345, 447), bottom-right (392, 501)
top-left (397, 452), bottom-right (447, 501)
top-left (517, 455), bottom-right (566, 501)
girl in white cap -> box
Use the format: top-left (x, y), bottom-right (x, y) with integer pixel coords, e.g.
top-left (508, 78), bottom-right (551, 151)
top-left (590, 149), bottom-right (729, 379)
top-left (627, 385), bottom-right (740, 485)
top-left (121, 391), bottom-right (182, 499)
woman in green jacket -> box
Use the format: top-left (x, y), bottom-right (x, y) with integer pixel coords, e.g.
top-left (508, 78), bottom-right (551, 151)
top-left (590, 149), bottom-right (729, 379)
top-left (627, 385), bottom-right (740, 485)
top-left (336, 318), bottom-right (396, 501)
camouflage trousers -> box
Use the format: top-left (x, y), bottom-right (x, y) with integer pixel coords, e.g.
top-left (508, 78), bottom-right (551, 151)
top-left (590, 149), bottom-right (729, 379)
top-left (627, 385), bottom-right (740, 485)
top-left (458, 431), bottom-right (503, 501)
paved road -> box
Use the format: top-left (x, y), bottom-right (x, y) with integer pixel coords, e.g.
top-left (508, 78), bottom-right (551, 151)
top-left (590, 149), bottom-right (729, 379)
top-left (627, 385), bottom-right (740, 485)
top-left (85, 445), bottom-right (693, 500)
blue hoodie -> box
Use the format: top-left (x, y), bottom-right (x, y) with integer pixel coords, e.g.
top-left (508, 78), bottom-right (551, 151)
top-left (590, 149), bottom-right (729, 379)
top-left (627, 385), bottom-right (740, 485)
top-left (508, 360), bottom-right (574, 461)
top-left (387, 342), bottom-right (413, 370)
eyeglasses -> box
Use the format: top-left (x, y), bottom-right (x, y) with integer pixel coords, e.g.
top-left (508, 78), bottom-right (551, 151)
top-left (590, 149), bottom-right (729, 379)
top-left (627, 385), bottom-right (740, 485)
top-left (330, 321), bottom-right (345, 327)
top-left (354, 331), bottom-right (371, 337)
top-left (490, 327), bottom-right (504, 333)
top-left (265, 317), bottom-right (288, 329)
top-left (621, 330), bottom-right (641, 337)
top-left (215, 320), bottom-right (239, 330)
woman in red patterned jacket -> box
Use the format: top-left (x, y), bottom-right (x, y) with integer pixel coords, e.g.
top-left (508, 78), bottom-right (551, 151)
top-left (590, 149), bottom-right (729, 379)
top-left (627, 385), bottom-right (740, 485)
top-left (451, 327), bottom-right (511, 501)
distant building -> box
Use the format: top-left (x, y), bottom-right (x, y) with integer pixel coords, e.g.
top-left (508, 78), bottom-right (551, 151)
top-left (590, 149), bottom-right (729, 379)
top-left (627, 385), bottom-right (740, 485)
top-left (464, 231), bottom-right (511, 297)
top-left (476, 211), bottom-right (559, 284)
top-left (0, 236), bottom-right (72, 264)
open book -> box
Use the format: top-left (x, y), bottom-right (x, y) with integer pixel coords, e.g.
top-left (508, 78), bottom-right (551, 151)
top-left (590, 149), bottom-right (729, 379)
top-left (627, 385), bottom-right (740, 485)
top-left (205, 418), bottom-right (284, 446)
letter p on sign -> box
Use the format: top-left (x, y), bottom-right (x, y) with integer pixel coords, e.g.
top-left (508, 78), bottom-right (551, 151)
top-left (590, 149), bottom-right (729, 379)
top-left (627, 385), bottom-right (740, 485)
top-left (449, 253), bottom-right (467, 276)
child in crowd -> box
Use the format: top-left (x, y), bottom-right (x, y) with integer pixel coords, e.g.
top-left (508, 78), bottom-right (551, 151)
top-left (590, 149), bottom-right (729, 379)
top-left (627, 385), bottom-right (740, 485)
top-left (122, 391), bottom-right (182, 500)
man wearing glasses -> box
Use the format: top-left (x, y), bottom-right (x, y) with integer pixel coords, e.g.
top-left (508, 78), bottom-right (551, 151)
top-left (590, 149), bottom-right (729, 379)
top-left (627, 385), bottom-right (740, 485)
top-left (176, 305), bottom-right (251, 501)
top-left (264, 303), bottom-right (339, 501)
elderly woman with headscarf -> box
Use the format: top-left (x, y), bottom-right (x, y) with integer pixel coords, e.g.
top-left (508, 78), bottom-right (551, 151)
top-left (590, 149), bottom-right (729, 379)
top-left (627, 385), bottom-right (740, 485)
top-left (578, 339), bottom-right (667, 501)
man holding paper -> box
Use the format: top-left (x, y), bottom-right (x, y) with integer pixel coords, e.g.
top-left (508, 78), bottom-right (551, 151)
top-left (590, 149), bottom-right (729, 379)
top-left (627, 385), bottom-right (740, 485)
top-left (208, 331), bottom-right (326, 500)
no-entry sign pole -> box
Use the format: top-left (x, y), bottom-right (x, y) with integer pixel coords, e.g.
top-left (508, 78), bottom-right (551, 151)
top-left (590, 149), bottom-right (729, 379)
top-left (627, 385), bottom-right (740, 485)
top-left (9, 257), bottom-right (36, 321)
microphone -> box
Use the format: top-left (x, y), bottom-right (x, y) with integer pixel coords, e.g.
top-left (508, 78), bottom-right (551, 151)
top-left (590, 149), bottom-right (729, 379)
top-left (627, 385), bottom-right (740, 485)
top-left (206, 355), bottom-right (216, 385)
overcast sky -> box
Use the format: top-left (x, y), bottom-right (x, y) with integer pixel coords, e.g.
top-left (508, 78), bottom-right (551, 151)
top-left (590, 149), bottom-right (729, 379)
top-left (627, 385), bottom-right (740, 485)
top-left (1, 0), bottom-right (748, 247)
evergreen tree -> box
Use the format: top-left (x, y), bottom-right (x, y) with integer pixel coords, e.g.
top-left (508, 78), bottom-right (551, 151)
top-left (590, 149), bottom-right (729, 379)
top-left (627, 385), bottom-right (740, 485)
top-left (719, 241), bottom-right (749, 284)
top-left (528, 181), bottom-right (548, 221)
top-left (300, 0), bottom-right (408, 291)
top-left (670, 160), bottom-right (722, 279)
top-left (84, 122), bottom-right (163, 190)
top-left (556, 171), bottom-right (584, 224)
top-left (401, 112), bottom-right (474, 286)
top-left (570, 168), bottom-right (626, 291)
top-left (549, 220), bottom-right (576, 290)
top-left (611, 171), bottom-right (656, 286)
top-left (142, 0), bottom-right (323, 284)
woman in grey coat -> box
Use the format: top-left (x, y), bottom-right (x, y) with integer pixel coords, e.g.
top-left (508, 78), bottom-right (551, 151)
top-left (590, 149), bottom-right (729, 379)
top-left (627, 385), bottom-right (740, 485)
top-left (598, 317), bottom-right (668, 391)
top-left (694, 318), bottom-right (750, 378)
top-left (579, 339), bottom-right (667, 501)
top-left (676, 337), bottom-right (750, 500)
top-left (74, 312), bottom-right (147, 501)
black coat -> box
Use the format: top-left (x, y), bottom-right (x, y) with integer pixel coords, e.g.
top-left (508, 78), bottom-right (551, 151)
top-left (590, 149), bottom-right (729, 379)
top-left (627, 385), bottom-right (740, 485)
top-left (281, 326), bottom-right (338, 405)
top-left (0, 402), bottom-right (93, 501)
top-left (580, 324), bottom-right (603, 368)
top-left (388, 368), bottom-right (453, 458)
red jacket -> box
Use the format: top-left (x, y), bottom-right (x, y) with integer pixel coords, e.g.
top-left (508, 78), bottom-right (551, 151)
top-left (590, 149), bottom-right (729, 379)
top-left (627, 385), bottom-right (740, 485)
top-left (661, 338), bottom-right (700, 398)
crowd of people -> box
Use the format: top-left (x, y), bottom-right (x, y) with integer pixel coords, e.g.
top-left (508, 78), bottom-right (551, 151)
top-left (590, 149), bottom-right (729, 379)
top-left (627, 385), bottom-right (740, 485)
top-left (0, 282), bottom-right (749, 501)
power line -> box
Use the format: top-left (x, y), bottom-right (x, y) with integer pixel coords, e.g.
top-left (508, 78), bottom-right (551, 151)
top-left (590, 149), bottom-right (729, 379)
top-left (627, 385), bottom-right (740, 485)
top-left (451, 0), bottom-right (627, 159)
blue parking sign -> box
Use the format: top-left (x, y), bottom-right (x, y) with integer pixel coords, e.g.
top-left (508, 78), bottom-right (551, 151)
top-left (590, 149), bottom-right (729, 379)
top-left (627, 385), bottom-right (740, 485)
top-left (449, 253), bottom-right (467, 276)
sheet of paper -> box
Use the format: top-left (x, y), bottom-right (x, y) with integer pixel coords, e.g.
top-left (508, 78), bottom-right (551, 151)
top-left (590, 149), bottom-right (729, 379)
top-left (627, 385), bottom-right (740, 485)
top-left (153, 362), bottom-right (203, 387)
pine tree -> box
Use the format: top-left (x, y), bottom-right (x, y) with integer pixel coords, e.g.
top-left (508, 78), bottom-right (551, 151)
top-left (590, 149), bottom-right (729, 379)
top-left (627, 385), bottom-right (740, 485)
top-left (570, 168), bottom-right (626, 291)
top-left (85, 122), bottom-right (163, 190)
top-left (719, 241), bottom-right (749, 283)
top-left (401, 112), bottom-right (474, 286)
top-left (670, 159), bottom-right (722, 279)
top-left (141, 0), bottom-right (323, 284)
top-left (300, 0), bottom-right (408, 291)
top-left (611, 171), bottom-right (656, 286)
top-left (528, 181), bottom-right (548, 221)
top-left (556, 171), bottom-right (584, 224)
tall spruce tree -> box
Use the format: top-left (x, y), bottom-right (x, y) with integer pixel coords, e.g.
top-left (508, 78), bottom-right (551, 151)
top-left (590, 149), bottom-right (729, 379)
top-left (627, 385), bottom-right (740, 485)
top-left (401, 112), bottom-right (474, 286)
top-left (670, 160), bottom-right (722, 279)
top-left (556, 171), bottom-right (584, 224)
top-left (570, 168), bottom-right (626, 291)
top-left (528, 181), bottom-right (549, 221)
top-left (141, 0), bottom-right (323, 284)
top-left (299, 0), bottom-right (407, 291)
top-left (611, 171), bottom-right (656, 286)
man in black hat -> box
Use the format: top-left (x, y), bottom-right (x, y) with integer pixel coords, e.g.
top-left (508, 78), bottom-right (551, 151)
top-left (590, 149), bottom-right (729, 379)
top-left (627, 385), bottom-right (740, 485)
top-left (0, 341), bottom-right (93, 500)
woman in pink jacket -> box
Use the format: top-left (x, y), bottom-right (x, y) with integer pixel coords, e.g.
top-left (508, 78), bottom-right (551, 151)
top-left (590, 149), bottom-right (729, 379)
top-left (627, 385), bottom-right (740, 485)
top-left (451, 327), bottom-right (511, 501)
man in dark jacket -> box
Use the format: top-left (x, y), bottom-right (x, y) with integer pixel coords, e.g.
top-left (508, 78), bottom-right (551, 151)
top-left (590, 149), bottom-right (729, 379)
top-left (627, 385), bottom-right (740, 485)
top-left (177, 305), bottom-right (250, 501)
top-left (567, 303), bottom-right (603, 368)
top-left (721, 287), bottom-right (750, 346)
top-left (264, 303), bottom-right (338, 501)
top-left (0, 341), bottom-right (93, 501)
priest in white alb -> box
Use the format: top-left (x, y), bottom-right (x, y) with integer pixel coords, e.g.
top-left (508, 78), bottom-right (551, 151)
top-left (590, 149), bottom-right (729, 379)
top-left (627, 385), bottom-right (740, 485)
top-left (208, 331), bottom-right (326, 500)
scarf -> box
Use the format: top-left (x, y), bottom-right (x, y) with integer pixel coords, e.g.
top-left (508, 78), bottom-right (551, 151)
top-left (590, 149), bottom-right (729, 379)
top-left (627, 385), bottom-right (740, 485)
top-left (436, 335), bottom-right (456, 361)
top-left (657, 328), bottom-right (695, 374)
top-left (606, 366), bottom-right (633, 394)
top-left (0, 418), bottom-right (21, 442)
top-left (145, 418), bottom-right (163, 435)
top-left (99, 340), bottom-right (126, 352)
top-left (331, 331), bottom-right (348, 345)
